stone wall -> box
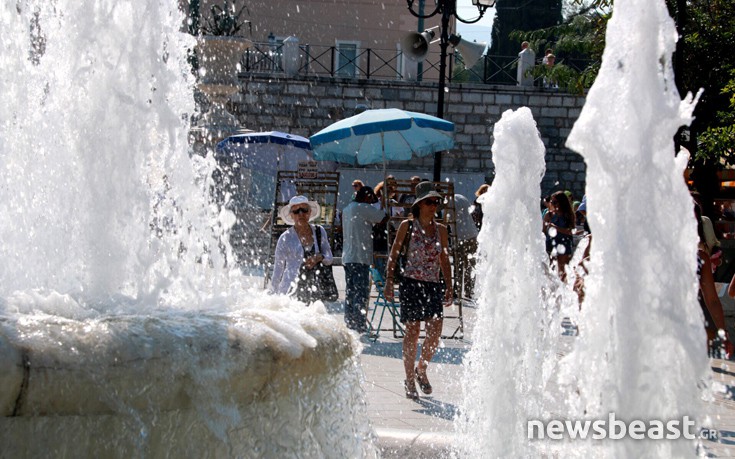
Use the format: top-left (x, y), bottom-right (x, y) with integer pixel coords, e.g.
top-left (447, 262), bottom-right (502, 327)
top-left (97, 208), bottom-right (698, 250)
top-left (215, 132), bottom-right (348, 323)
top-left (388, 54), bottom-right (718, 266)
top-left (229, 74), bottom-right (587, 198)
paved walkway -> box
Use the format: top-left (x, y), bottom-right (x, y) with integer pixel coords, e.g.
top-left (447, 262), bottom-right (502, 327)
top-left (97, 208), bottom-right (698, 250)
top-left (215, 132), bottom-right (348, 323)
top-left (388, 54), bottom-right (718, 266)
top-left (318, 266), bottom-right (735, 456)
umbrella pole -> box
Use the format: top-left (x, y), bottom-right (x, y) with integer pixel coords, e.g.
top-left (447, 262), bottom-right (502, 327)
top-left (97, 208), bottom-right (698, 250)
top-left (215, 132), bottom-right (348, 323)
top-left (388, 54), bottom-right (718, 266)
top-left (382, 132), bottom-right (389, 210)
top-left (381, 131), bottom-right (387, 183)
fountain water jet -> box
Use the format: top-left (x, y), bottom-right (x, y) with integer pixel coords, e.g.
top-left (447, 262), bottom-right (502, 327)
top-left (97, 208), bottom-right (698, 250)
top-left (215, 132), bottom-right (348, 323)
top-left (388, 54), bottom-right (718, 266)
top-left (0, 1), bottom-right (375, 456)
top-left (560, 0), bottom-right (707, 455)
top-left (455, 107), bottom-right (561, 457)
top-left (459, 0), bottom-right (710, 456)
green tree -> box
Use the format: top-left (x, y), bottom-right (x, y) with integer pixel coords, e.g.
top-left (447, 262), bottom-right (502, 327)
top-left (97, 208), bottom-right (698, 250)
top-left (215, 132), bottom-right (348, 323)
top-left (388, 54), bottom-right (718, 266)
top-left (488, 0), bottom-right (563, 84)
top-left (516, 0), bottom-right (734, 171)
top-left (677, 0), bottom-right (735, 166)
top-left (511, 2), bottom-right (609, 93)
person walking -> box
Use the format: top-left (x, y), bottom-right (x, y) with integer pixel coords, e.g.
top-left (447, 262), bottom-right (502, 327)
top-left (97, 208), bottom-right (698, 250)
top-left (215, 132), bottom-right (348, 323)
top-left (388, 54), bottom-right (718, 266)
top-left (696, 203), bottom-right (732, 358)
top-left (372, 180), bottom-right (402, 273)
top-left (453, 194), bottom-right (479, 299)
top-left (269, 196), bottom-right (333, 303)
top-left (384, 182), bottom-right (452, 400)
top-left (341, 186), bottom-right (387, 332)
top-left (543, 190), bottom-right (576, 280)
top-left (398, 176), bottom-right (422, 216)
top-left (471, 183), bottom-right (489, 231)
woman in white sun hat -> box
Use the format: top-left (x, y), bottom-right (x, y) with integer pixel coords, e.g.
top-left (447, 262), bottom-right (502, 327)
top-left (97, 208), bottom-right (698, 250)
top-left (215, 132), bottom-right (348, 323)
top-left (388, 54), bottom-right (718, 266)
top-left (270, 195), bottom-right (333, 302)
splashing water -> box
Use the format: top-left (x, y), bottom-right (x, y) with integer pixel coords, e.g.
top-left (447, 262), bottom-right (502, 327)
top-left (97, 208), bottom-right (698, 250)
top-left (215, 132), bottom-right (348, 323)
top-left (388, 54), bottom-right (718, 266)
top-left (0, 2), bottom-right (375, 456)
top-left (460, 0), bottom-right (709, 456)
top-left (561, 0), bottom-right (707, 456)
top-left (0, 1), bottom-right (227, 310)
top-left (456, 107), bottom-right (561, 457)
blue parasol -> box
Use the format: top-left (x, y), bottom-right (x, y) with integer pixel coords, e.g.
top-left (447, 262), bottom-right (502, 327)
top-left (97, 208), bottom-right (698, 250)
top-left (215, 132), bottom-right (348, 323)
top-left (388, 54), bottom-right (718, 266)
top-left (215, 131), bottom-right (335, 208)
top-left (309, 108), bottom-right (455, 166)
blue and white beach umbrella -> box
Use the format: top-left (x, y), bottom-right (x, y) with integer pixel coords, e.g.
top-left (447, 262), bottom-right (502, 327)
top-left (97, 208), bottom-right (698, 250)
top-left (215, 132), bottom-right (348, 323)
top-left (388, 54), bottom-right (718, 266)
top-left (309, 108), bottom-right (455, 166)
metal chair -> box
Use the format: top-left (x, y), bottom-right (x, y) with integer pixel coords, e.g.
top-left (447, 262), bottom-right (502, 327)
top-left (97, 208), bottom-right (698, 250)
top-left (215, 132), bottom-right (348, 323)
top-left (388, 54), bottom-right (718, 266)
top-left (367, 266), bottom-right (404, 341)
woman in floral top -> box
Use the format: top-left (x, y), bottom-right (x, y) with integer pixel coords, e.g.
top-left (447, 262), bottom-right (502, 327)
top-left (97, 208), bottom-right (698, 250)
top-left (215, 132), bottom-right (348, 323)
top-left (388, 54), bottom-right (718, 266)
top-left (385, 182), bottom-right (452, 400)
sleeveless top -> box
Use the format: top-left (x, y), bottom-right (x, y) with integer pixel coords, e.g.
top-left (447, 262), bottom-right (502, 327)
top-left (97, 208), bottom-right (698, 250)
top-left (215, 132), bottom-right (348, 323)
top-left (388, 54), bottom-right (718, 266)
top-left (546, 214), bottom-right (573, 256)
top-left (403, 220), bottom-right (442, 283)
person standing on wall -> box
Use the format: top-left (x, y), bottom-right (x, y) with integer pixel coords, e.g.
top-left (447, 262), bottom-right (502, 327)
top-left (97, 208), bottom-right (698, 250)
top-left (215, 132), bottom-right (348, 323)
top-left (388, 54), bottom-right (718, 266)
top-left (341, 186), bottom-right (387, 333)
top-left (542, 48), bottom-right (554, 65)
top-left (384, 182), bottom-right (453, 400)
top-left (517, 41), bottom-right (535, 87)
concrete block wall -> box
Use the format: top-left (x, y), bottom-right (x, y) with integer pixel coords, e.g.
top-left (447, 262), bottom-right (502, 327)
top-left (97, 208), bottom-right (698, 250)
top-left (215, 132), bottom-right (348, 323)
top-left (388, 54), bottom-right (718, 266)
top-left (230, 74), bottom-right (587, 198)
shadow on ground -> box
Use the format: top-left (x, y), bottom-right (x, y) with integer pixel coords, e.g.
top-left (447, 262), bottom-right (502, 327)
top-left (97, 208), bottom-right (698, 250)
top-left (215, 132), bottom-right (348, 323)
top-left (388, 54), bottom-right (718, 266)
top-left (413, 397), bottom-right (460, 421)
top-left (361, 341), bottom-right (467, 365)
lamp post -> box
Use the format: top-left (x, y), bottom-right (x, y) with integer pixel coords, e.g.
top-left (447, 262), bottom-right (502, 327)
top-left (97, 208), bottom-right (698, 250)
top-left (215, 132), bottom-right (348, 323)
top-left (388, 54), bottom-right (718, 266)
top-left (406, 0), bottom-right (496, 182)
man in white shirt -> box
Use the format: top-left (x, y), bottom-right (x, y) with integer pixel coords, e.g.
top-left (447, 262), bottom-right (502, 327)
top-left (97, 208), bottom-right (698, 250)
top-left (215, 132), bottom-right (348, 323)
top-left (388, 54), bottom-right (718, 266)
top-left (341, 186), bottom-right (387, 332)
top-left (517, 41), bottom-right (535, 87)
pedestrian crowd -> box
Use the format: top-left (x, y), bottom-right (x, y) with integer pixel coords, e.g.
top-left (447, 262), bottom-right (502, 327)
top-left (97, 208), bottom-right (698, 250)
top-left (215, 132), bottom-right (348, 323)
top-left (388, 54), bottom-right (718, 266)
top-left (268, 178), bottom-right (735, 399)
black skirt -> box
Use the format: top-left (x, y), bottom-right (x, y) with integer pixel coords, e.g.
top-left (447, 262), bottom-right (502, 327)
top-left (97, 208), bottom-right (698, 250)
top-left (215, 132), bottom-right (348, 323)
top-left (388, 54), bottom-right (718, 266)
top-left (398, 276), bottom-right (444, 323)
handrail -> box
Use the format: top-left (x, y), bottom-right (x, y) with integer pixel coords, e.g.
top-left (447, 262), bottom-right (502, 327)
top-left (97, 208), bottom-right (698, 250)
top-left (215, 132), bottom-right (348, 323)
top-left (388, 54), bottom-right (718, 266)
top-left (241, 41), bottom-right (595, 90)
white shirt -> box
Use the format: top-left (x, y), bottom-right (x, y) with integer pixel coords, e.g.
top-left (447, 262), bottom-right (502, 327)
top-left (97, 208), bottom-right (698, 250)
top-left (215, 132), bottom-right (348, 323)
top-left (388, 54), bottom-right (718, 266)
top-left (341, 202), bottom-right (386, 265)
top-left (269, 225), bottom-right (333, 295)
top-left (517, 47), bottom-right (536, 86)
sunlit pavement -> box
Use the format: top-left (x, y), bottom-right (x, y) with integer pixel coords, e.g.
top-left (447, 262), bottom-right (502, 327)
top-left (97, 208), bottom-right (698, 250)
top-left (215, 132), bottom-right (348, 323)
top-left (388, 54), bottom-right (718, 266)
top-left (706, 359), bottom-right (735, 457)
top-left (289, 266), bottom-right (735, 456)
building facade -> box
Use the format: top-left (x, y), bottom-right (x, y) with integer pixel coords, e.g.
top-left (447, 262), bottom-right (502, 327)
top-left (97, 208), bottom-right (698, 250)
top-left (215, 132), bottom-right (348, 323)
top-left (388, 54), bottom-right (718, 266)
top-left (180, 0), bottom-right (447, 80)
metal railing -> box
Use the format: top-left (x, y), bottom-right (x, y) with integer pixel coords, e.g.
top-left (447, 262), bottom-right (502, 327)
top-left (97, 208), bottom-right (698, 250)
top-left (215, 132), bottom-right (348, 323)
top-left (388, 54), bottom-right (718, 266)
top-left (242, 42), bottom-right (415, 80)
top-left (241, 41), bottom-right (593, 88)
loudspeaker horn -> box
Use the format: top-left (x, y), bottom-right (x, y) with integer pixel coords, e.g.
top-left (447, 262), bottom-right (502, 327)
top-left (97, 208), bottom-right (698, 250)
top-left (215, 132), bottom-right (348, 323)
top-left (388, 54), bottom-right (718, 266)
top-left (401, 29), bottom-right (436, 62)
top-left (449, 34), bottom-right (488, 68)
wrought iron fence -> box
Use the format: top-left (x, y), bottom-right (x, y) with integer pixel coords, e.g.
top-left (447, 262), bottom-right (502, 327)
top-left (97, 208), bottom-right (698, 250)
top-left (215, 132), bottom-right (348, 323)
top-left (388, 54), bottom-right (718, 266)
top-left (242, 42), bottom-right (416, 80)
top-left (241, 41), bottom-right (594, 88)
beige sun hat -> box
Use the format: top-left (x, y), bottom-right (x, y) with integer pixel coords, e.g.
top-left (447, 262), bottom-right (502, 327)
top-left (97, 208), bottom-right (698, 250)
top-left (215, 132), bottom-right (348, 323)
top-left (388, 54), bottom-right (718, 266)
top-left (278, 195), bottom-right (321, 225)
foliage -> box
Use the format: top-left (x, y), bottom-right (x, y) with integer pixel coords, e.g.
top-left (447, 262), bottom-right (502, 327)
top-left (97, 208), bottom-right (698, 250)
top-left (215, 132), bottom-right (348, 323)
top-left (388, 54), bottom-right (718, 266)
top-left (515, 0), bottom-right (734, 168)
top-left (696, 70), bottom-right (735, 165)
top-left (451, 53), bottom-right (486, 84)
top-left (528, 62), bottom-right (584, 93)
top-left (679, 0), bottom-right (735, 166)
top-left (186, 0), bottom-right (251, 72)
top-left (189, 0), bottom-right (250, 37)
top-left (509, 5), bottom-right (609, 94)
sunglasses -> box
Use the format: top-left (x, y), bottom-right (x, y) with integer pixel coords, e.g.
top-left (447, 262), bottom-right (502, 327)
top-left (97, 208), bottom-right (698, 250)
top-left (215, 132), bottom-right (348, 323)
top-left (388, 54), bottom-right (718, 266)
top-left (423, 199), bottom-right (441, 206)
top-left (291, 207), bottom-right (310, 215)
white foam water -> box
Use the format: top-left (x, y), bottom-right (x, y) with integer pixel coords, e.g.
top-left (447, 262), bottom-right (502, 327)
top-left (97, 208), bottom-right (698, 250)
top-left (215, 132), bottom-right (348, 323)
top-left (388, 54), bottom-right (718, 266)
top-left (0, 2), bottom-right (376, 456)
top-left (0, 0), bottom-right (224, 308)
